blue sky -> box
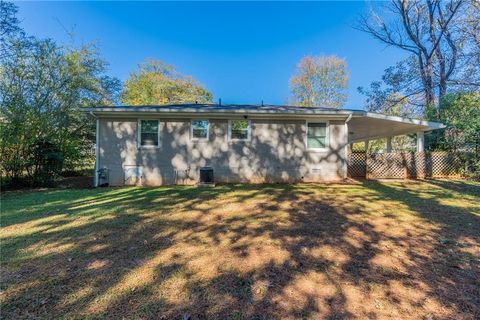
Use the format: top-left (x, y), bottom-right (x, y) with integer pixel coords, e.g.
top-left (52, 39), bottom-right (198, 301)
top-left (17, 1), bottom-right (406, 109)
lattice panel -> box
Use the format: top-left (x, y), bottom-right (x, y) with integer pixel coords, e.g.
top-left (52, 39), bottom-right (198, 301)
top-left (405, 152), bottom-right (463, 178)
top-left (428, 152), bottom-right (463, 177)
top-left (348, 152), bottom-right (366, 177)
top-left (348, 151), bottom-right (464, 179)
top-left (405, 152), bottom-right (426, 178)
top-left (367, 153), bottom-right (406, 179)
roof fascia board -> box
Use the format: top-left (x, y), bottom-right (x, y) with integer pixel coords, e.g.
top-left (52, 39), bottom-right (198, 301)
top-left (85, 107), bottom-right (353, 116)
top-left (89, 111), bottom-right (350, 121)
top-left (351, 110), bottom-right (444, 129)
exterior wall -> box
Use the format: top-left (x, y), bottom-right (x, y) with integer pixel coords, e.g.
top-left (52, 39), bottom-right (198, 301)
top-left (97, 117), bottom-right (348, 186)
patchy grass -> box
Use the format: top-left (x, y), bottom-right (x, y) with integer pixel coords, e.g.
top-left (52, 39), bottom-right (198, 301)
top-left (1, 180), bottom-right (479, 319)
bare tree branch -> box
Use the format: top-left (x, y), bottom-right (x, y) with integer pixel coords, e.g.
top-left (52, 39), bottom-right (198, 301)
top-left (357, 0), bottom-right (473, 111)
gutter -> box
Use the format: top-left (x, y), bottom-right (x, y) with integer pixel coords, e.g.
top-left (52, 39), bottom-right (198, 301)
top-left (83, 107), bottom-right (355, 116)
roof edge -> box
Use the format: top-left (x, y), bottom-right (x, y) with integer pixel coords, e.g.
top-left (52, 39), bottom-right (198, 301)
top-left (351, 111), bottom-right (445, 129)
top-left (84, 105), bottom-right (445, 130)
top-left (84, 106), bottom-right (354, 116)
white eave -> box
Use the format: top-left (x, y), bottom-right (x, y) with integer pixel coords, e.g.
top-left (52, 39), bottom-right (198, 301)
top-left (85, 106), bottom-right (445, 142)
top-left (85, 106), bottom-right (353, 116)
top-left (348, 111), bottom-right (445, 143)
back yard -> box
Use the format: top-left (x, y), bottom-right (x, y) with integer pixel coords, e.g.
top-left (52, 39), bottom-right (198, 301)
top-left (1, 180), bottom-right (479, 319)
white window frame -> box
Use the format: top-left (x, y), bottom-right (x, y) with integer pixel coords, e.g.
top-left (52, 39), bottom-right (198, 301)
top-left (305, 120), bottom-right (329, 152)
top-left (228, 119), bottom-right (251, 141)
top-left (190, 119), bottom-right (209, 141)
top-left (138, 119), bottom-right (160, 149)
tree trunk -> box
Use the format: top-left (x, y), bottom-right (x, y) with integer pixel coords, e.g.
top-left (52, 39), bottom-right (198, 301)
top-left (419, 54), bottom-right (436, 107)
top-left (437, 50), bottom-right (448, 100)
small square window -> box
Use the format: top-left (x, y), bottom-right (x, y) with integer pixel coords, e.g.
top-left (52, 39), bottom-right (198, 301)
top-left (307, 122), bottom-right (327, 150)
top-left (139, 120), bottom-right (159, 147)
top-left (191, 120), bottom-right (209, 140)
top-left (229, 120), bottom-right (251, 141)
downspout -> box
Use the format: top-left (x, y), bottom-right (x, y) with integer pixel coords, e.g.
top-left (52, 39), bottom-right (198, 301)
top-left (345, 113), bottom-right (352, 124)
top-left (90, 111), bottom-right (99, 187)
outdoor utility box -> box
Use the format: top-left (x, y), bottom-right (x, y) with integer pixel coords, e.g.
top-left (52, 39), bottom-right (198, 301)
top-left (199, 166), bottom-right (214, 185)
top-left (97, 167), bottom-right (109, 187)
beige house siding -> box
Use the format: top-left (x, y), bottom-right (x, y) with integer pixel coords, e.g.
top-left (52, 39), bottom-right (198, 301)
top-left (98, 117), bottom-right (348, 186)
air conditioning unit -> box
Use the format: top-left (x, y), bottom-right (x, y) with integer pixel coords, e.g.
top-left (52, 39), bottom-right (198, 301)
top-left (199, 166), bottom-right (214, 186)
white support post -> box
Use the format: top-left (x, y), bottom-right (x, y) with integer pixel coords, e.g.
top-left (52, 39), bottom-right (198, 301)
top-left (343, 122), bottom-right (349, 179)
top-left (364, 140), bottom-right (370, 179)
top-left (416, 131), bottom-right (425, 152)
top-left (386, 137), bottom-right (393, 153)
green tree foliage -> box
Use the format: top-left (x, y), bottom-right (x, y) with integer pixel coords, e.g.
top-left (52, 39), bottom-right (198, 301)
top-left (425, 92), bottom-right (480, 152)
top-left (121, 59), bottom-right (212, 105)
top-left (357, 93), bottom-right (417, 153)
top-left (0, 0), bottom-right (22, 59)
top-left (425, 92), bottom-right (480, 178)
top-left (358, 57), bottom-right (426, 115)
top-left (289, 55), bottom-right (349, 108)
top-left (0, 2), bottom-right (120, 186)
top-left (350, 135), bottom-right (415, 154)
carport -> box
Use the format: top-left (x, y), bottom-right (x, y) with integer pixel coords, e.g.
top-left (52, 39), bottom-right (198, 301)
top-left (344, 112), bottom-right (461, 179)
top-left (347, 111), bottom-right (445, 152)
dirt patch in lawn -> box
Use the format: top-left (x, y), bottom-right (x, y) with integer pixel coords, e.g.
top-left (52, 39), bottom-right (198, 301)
top-left (1, 180), bottom-right (479, 319)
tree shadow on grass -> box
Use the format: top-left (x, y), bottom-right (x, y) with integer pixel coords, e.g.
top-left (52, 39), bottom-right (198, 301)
top-left (1, 181), bottom-right (479, 319)
top-left (426, 179), bottom-right (480, 198)
top-left (365, 180), bottom-right (480, 318)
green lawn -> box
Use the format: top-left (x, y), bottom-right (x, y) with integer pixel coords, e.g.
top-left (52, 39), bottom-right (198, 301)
top-left (1, 180), bottom-right (479, 319)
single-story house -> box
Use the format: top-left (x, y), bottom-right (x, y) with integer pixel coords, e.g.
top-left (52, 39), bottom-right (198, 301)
top-left (86, 104), bottom-right (444, 186)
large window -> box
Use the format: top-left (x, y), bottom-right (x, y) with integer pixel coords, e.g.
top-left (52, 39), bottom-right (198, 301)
top-left (307, 122), bottom-right (327, 150)
top-left (139, 120), bottom-right (159, 147)
top-left (229, 120), bottom-right (251, 141)
top-left (191, 120), bottom-right (209, 140)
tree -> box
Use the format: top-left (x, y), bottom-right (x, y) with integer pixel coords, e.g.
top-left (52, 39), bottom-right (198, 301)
top-left (358, 0), bottom-right (480, 114)
top-left (0, 0), bottom-right (22, 59)
top-left (289, 55), bottom-right (349, 108)
top-left (122, 59), bottom-right (212, 105)
top-left (424, 92), bottom-right (480, 178)
top-left (0, 3), bottom-right (120, 185)
top-left (358, 56), bottom-right (426, 115)
top-left (425, 92), bottom-right (480, 152)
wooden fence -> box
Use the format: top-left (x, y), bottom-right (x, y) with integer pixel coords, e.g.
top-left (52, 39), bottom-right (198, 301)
top-left (348, 152), bottom-right (464, 179)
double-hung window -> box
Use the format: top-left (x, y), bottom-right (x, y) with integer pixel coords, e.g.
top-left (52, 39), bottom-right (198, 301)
top-left (307, 122), bottom-right (328, 150)
top-left (139, 120), bottom-right (159, 147)
top-left (191, 120), bottom-right (209, 140)
top-left (229, 120), bottom-right (251, 141)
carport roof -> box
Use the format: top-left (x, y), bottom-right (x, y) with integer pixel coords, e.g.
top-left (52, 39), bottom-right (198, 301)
top-left (347, 112), bottom-right (444, 143)
top-left (85, 104), bottom-right (444, 142)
